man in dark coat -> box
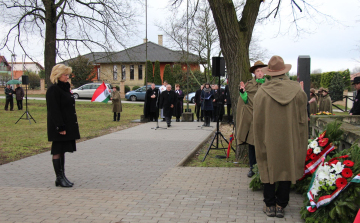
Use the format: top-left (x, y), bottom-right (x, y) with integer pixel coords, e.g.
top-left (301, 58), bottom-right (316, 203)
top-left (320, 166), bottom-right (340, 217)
top-left (224, 83), bottom-right (232, 123)
top-left (160, 84), bottom-right (177, 127)
top-left (4, 84), bottom-right (14, 111)
top-left (350, 76), bottom-right (360, 115)
top-left (194, 85), bottom-right (204, 122)
top-left (15, 84), bottom-right (24, 110)
top-left (174, 84), bottom-right (184, 122)
top-left (144, 83), bottom-right (160, 121)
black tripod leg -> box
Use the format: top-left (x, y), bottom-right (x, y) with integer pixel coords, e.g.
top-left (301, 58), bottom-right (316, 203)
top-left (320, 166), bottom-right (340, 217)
top-left (15, 111), bottom-right (27, 124)
top-left (202, 132), bottom-right (217, 162)
top-left (218, 132), bottom-right (236, 153)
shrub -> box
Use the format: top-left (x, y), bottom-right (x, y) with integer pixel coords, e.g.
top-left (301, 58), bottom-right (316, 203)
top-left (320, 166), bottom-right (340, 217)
top-left (132, 85), bottom-right (140, 90)
top-left (310, 73), bottom-right (321, 89)
top-left (144, 60), bottom-right (153, 85)
top-left (24, 71), bottom-right (40, 89)
top-left (125, 85), bottom-right (130, 93)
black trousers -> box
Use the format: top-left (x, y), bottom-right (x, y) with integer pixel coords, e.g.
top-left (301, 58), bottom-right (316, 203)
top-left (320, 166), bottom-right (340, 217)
top-left (227, 104), bottom-right (232, 122)
top-left (212, 106), bottom-right (218, 121)
top-left (195, 104), bottom-right (202, 120)
top-left (248, 144), bottom-right (257, 168)
top-left (17, 100), bottom-right (23, 110)
top-left (149, 112), bottom-right (158, 121)
top-left (263, 181), bottom-right (291, 208)
top-left (5, 98), bottom-right (13, 110)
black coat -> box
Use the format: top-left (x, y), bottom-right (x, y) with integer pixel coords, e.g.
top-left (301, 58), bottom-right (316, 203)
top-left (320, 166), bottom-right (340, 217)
top-left (46, 81), bottom-right (80, 142)
top-left (213, 89), bottom-right (224, 106)
top-left (160, 90), bottom-right (177, 117)
top-left (195, 89), bottom-right (202, 105)
top-left (350, 90), bottom-right (360, 115)
top-left (224, 85), bottom-right (231, 105)
top-left (144, 88), bottom-right (160, 118)
top-left (174, 89), bottom-right (184, 117)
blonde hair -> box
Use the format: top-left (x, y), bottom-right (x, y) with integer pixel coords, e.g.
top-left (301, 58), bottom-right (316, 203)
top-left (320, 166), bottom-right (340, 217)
top-left (50, 64), bottom-right (72, 84)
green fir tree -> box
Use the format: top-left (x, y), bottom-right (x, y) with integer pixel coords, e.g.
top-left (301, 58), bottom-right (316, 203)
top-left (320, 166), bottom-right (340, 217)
top-left (145, 60), bottom-right (154, 85)
top-left (163, 64), bottom-right (174, 87)
top-left (329, 72), bottom-right (345, 102)
top-left (153, 61), bottom-right (162, 85)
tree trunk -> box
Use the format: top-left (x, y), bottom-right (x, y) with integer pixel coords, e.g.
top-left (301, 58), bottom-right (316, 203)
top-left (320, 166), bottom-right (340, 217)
top-left (235, 143), bottom-right (249, 164)
top-left (43, 0), bottom-right (57, 87)
top-left (207, 0), bottom-right (261, 120)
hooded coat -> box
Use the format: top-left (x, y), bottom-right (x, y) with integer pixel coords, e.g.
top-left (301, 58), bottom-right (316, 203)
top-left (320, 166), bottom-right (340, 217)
top-left (309, 94), bottom-right (318, 114)
top-left (253, 75), bottom-right (308, 184)
top-left (320, 94), bottom-right (332, 113)
top-left (235, 77), bottom-right (264, 145)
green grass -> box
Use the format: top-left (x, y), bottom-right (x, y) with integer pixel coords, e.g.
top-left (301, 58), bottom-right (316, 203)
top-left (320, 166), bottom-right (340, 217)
top-left (0, 99), bottom-right (144, 165)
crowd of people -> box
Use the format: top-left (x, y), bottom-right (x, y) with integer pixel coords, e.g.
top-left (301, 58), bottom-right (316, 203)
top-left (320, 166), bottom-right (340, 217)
top-left (143, 81), bottom-right (233, 127)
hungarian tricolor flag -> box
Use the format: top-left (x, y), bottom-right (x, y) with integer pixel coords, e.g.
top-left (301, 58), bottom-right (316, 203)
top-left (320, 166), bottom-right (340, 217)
top-left (91, 82), bottom-right (110, 103)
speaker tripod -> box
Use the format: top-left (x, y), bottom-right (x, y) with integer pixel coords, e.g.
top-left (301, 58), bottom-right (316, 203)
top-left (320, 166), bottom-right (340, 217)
top-left (15, 83), bottom-right (36, 124)
top-left (202, 67), bottom-right (235, 161)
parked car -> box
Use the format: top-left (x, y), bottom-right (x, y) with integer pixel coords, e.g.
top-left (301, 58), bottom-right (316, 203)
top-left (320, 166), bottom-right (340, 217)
top-left (72, 83), bottom-right (112, 99)
top-left (125, 85), bottom-right (162, 101)
top-left (185, 92), bottom-right (196, 103)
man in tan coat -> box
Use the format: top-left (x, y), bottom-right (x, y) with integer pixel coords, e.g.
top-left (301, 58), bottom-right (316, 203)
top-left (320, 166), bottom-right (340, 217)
top-left (253, 56), bottom-right (308, 218)
top-left (111, 86), bottom-right (122, 121)
top-left (235, 61), bottom-right (267, 177)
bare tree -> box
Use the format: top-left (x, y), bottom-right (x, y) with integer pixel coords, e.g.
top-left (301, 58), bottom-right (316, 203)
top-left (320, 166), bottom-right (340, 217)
top-left (0, 0), bottom-right (138, 86)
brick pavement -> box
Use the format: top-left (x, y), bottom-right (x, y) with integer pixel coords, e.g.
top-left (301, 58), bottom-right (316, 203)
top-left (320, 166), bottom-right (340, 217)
top-left (0, 122), bottom-right (304, 223)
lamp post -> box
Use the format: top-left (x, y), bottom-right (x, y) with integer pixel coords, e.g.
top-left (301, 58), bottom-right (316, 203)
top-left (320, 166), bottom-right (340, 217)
top-left (11, 54), bottom-right (16, 80)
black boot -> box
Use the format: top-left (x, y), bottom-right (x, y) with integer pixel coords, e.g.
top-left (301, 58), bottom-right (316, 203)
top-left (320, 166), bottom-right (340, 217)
top-left (60, 156), bottom-right (74, 186)
top-left (53, 159), bottom-right (72, 187)
top-left (113, 112), bottom-right (116, 121)
top-left (247, 168), bottom-right (255, 178)
top-left (117, 113), bottom-right (120, 121)
top-left (202, 117), bottom-right (207, 126)
top-left (206, 117), bottom-right (210, 127)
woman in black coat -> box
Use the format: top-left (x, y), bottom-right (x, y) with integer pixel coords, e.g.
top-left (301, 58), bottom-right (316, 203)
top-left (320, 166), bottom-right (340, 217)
top-left (201, 83), bottom-right (214, 126)
top-left (46, 64), bottom-right (80, 187)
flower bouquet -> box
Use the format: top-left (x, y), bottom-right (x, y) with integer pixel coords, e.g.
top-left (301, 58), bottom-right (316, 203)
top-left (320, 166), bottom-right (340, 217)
top-left (300, 143), bottom-right (360, 223)
top-left (313, 111), bottom-right (335, 115)
top-left (307, 155), bottom-right (360, 212)
top-left (302, 131), bottom-right (336, 179)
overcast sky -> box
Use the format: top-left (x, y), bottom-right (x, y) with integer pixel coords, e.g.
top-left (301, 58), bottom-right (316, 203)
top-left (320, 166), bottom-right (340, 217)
top-left (1, 0), bottom-right (359, 74)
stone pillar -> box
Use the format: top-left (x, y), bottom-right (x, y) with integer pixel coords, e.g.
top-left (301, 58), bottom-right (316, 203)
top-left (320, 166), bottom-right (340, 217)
top-left (40, 79), bottom-right (45, 91)
top-left (297, 55), bottom-right (311, 100)
top-left (120, 80), bottom-right (125, 98)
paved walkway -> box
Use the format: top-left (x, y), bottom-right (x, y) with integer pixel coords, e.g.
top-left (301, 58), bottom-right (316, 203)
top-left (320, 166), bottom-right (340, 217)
top-left (0, 122), bottom-right (304, 223)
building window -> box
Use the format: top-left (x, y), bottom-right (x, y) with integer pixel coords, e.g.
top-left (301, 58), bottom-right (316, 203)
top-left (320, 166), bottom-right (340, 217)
top-left (130, 65), bottom-right (134, 80)
top-left (113, 65), bottom-right (117, 80)
top-left (97, 67), bottom-right (100, 80)
top-left (138, 65), bottom-right (143, 80)
top-left (122, 65), bottom-right (126, 80)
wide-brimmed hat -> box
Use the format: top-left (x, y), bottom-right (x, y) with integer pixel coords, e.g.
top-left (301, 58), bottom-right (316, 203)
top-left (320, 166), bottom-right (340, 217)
top-left (318, 87), bottom-right (324, 93)
top-left (352, 76), bottom-right (360, 85)
top-left (249, 61), bottom-right (267, 74)
top-left (261, 56), bottom-right (292, 76)
top-left (322, 88), bottom-right (329, 93)
top-left (310, 88), bottom-right (316, 94)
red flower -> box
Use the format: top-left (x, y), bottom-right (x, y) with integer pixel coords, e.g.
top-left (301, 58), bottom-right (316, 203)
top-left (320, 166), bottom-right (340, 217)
top-left (305, 156), bottom-right (310, 162)
top-left (336, 177), bottom-right (348, 189)
top-left (339, 155), bottom-right (349, 159)
top-left (342, 168), bottom-right (353, 178)
top-left (318, 131), bottom-right (326, 140)
top-left (329, 160), bottom-right (339, 165)
top-left (310, 153), bottom-right (318, 160)
top-left (307, 149), bottom-right (313, 156)
top-left (318, 138), bottom-right (329, 147)
top-left (344, 160), bottom-right (354, 167)
top-left (328, 157), bottom-right (338, 163)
